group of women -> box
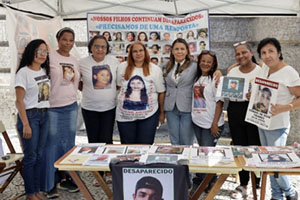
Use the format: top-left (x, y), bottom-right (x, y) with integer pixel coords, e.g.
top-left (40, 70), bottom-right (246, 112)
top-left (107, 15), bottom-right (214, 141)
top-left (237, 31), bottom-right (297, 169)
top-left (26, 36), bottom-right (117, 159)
top-left (15, 25), bottom-right (300, 200)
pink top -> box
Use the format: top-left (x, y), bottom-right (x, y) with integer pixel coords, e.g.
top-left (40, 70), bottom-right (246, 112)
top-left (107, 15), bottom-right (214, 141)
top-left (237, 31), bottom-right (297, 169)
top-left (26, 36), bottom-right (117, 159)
top-left (49, 50), bottom-right (80, 108)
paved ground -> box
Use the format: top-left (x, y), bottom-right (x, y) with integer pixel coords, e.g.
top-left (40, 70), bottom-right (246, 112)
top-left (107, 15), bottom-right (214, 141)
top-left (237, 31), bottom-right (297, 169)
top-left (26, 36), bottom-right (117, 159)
top-left (1, 125), bottom-right (300, 199)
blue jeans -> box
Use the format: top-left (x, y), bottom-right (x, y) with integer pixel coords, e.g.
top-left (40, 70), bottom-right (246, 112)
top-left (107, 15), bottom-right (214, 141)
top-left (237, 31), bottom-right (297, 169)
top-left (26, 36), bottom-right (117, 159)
top-left (166, 107), bottom-right (194, 145)
top-left (258, 127), bottom-right (296, 200)
top-left (117, 110), bottom-right (159, 144)
top-left (193, 124), bottom-right (223, 146)
top-left (40, 102), bottom-right (78, 192)
top-left (17, 109), bottom-right (49, 195)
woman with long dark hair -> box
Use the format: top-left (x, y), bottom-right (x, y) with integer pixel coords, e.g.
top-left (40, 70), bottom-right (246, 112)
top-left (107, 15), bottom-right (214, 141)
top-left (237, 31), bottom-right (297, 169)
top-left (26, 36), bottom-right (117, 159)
top-left (116, 41), bottom-right (165, 144)
top-left (15, 39), bottom-right (50, 200)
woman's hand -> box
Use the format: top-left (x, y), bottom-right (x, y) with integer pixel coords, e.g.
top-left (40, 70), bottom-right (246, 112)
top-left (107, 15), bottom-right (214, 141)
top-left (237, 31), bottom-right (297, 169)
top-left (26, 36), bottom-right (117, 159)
top-left (270, 104), bottom-right (292, 116)
top-left (246, 92), bottom-right (251, 101)
top-left (158, 111), bottom-right (166, 126)
top-left (210, 122), bottom-right (220, 138)
top-left (23, 124), bottom-right (32, 139)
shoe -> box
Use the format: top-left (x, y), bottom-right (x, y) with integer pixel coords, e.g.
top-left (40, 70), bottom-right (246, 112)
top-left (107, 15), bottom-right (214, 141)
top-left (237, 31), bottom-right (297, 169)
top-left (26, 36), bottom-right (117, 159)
top-left (230, 185), bottom-right (248, 199)
top-left (46, 187), bottom-right (59, 199)
top-left (287, 191), bottom-right (298, 200)
top-left (58, 179), bottom-right (79, 193)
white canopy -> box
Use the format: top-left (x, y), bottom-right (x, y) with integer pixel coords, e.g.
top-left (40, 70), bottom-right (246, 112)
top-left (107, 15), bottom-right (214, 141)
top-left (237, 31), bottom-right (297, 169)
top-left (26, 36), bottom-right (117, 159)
top-left (1, 0), bottom-right (299, 19)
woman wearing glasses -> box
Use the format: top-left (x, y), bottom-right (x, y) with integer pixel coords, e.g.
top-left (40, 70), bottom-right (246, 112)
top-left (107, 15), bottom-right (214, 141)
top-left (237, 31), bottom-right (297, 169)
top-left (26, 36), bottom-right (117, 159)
top-left (256, 38), bottom-right (299, 200)
top-left (15, 39), bottom-right (50, 200)
top-left (42, 27), bottom-right (80, 197)
top-left (227, 41), bottom-right (261, 199)
top-left (190, 50), bottom-right (224, 194)
top-left (116, 41), bottom-right (165, 144)
top-left (79, 35), bottom-right (119, 145)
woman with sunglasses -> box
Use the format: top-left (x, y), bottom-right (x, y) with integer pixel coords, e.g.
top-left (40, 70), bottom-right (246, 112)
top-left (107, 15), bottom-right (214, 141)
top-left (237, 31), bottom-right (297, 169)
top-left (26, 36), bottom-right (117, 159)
top-left (116, 41), bottom-right (165, 144)
top-left (15, 39), bottom-right (50, 200)
top-left (190, 50), bottom-right (224, 195)
top-left (256, 38), bottom-right (299, 200)
top-left (227, 41), bottom-right (261, 199)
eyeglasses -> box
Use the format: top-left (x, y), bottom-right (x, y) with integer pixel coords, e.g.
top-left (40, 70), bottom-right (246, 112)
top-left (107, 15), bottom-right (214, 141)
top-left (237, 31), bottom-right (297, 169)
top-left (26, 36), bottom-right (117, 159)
top-left (233, 41), bottom-right (247, 47)
top-left (201, 50), bottom-right (216, 56)
top-left (94, 45), bottom-right (107, 50)
top-left (36, 49), bottom-right (48, 55)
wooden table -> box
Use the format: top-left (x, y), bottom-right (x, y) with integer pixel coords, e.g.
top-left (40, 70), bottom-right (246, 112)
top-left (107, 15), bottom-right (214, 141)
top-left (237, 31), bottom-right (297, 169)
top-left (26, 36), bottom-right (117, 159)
top-left (55, 146), bottom-right (244, 200)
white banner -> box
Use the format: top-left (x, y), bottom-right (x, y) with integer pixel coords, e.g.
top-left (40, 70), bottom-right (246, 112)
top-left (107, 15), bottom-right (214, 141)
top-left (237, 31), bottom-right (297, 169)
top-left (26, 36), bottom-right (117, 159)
top-left (87, 10), bottom-right (210, 64)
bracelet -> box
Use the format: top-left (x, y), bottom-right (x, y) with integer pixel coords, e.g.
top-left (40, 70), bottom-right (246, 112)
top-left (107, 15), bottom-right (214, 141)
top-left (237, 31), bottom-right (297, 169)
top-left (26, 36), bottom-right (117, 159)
top-left (288, 103), bottom-right (294, 109)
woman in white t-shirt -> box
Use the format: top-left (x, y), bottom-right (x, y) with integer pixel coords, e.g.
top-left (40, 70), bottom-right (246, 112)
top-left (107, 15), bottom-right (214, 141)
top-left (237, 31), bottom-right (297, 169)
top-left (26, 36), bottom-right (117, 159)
top-left (227, 41), bottom-right (261, 199)
top-left (256, 38), bottom-right (300, 200)
top-left (15, 39), bottom-right (50, 200)
top-left (79, 35), bottom-right (119, 144)
top-left (41, 27), bottom-right (80, 197)
top-left (190, 50), bottom-right (224, 195)
top-left (116, 41), bottom-right (165, 144)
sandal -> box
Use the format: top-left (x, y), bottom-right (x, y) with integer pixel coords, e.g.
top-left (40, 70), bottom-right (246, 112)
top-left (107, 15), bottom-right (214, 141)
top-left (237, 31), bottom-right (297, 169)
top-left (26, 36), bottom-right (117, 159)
top-left (230, 185), bottom-right (248, 199)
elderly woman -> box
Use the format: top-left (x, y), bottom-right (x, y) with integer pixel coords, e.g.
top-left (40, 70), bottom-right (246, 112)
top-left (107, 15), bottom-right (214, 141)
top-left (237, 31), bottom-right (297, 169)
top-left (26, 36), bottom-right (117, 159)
top-left (116, 41), bottom-right (165, 144)
top-left (257, 37), bottom-right (300, 200)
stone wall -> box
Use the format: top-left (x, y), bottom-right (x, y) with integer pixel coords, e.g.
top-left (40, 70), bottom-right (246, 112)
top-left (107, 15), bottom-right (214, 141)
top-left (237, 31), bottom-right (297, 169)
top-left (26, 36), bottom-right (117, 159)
top-left (0, 16), bottom-right (300, 144)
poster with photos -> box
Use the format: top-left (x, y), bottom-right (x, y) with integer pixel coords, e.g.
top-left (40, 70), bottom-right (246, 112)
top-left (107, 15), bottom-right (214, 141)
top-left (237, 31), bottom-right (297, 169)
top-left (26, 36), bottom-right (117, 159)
top-left (216, 76), bottom-right (249, 100)
top-left (245, 77), bottom-right (279, 129)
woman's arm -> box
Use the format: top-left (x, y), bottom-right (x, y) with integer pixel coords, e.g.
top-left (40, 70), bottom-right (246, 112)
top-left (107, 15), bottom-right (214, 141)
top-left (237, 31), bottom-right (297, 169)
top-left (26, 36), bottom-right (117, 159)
top-left (158, 92), bottom-right (166, 125)
top-left (15, 87), bottom-right (32, 139)
top-left (270, 86), bottom-right (300, 116)
top-left (210, 100), bottom-right (223, 137)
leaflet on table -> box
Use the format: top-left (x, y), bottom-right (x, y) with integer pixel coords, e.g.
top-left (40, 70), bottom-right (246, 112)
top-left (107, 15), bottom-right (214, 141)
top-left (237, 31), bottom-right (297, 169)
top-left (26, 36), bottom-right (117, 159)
top-left (245, 77), bottom-right (279, 129)
top-left (245, 152), bottom-right (300, 168)
top-left (102, 145), bottom-right (127, 155)
top-left (258, 146), bottom-right (296, 153)
top-left (231, 146), bottom-right (261, 156)
top-left (60, 155), bottom-right (90, 165)
top-left (147, 145), bottom-right (190, 158)
top-left (216, 76), bottom-right (249, 100)
top-left (125, 145), bottom-right (150, 154)
top-left (83, 154), bottom-right (111, 166)
top-left (139, 154), bottom-right (186, 164)
top-left (116, 154), bottom-right (142, 161)
top-left (71, 144), bottom-right (106, 155)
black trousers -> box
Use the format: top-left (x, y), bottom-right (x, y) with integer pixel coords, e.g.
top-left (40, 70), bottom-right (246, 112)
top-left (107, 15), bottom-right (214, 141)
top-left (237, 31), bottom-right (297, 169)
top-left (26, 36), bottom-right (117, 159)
top-left (228, 101), bottom-right (261, 186)
top-left (82, 107), bottom-right (116, 144)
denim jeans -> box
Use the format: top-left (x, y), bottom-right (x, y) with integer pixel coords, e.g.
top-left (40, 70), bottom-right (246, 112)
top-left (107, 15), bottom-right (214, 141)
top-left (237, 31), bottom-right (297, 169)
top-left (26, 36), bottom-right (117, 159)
top-left (193, 124), bottom-right (223, 146)
top-left (17, 109), bottom-right (49, 195)
top-left (117, 110), bottom-right (159, 144)
top-left (40, 102), bottom-right (78, 192)
top-left (166, 106), bottom-right (194, 145)
top-left (258, 127), bottom-right (296, 200)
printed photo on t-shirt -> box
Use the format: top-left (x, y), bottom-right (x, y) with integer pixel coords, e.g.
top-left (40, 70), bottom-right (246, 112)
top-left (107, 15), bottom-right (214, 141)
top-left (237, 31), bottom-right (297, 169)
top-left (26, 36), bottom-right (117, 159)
top-left (38, 81), bottom-right (50, 102)
top-left (194, 85), bottom-right (206, 108)
top-left (61, 64), bottom-right (75, 84)
top-left (123, 75), bottom-right (148, 111)
top-left (92, 65), bottom-right (112, 89)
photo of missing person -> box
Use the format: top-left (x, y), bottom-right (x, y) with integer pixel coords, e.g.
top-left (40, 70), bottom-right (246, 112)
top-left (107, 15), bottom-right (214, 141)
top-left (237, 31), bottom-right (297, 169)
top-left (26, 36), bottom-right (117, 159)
top-left (252, 86), bottom-right (272, 114)
top-left (62, 65), bottom-right (75, 82)
top-left (123, 75), bottom-right (148, 111)
top-left (155, 146), bottom-right (183, 154)
top-left (38, 81), bottom-right (50, 102)
top-left (228, 80), bottom-right (239, 92)
top-left (260, 153), bottom-right (290, 163)
top-left (194, 85), bottom-right (206, 108)
top-left (146, 155), bottom-right (178, 164)
top-left (132, 176), bottom-right (163, 200)
top-left (78, 147), bottom-right (97, 154)
top-left (92, 65), bottom-right (112, 89)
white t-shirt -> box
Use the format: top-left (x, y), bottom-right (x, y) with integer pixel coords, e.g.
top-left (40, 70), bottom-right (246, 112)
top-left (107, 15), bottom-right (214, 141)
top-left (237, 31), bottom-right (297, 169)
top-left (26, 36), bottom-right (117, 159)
top-left (227, 65), bottom-right (261, 102)
top-left (15, 67), bottom-right (50, 109)
top-left (192, 76), bottom-right (224, 128)
top-left (49, 50), bottom-right (80, 108)
top-left (79, 55), bottom-right (119, 112)
top-left (259, 64), bottom-right (300, 130)
top-left (116, 62), bottom-right (165, 122)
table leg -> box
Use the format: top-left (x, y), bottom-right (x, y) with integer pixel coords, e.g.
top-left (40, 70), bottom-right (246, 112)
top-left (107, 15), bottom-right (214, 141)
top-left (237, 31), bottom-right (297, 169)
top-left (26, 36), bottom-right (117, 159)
top-left (190, 173), bottom-right (214, 200)
top-left (260, 172), bottom-right (267, 200)
top-left (205, 174), bottom-right (229, 200)
top-left (251, 172), bottom-right (257, 200)
top-left (92, 171), bottom-right (113, 200)
top-left (69, 171), bottom-right (94, 200)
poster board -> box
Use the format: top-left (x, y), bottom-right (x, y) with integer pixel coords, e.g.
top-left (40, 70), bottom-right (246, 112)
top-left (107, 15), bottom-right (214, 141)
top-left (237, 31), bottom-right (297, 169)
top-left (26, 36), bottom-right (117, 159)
top-left (216, 76), bottom-right (249, 100)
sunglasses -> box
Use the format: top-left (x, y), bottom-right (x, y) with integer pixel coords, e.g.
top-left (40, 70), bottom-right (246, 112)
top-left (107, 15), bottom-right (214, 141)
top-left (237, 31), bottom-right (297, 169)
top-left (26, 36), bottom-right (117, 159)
top-left (233, 41), bottom-right (247, 47)
top-left (201, 50), bottom-right (216, 56)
